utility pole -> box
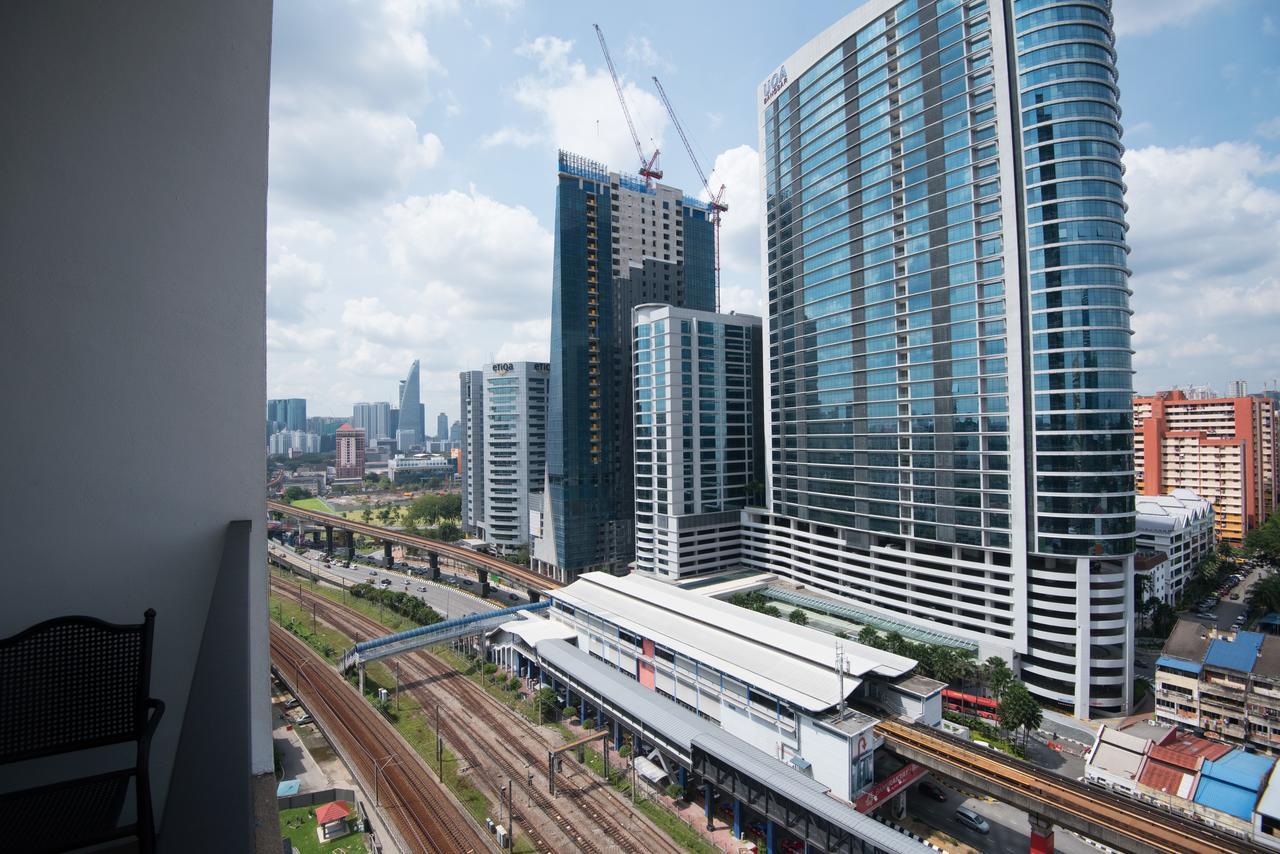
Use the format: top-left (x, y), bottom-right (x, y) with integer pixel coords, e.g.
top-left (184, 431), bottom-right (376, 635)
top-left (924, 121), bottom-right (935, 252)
top-left (395, 661), bottom-right (401, 710)
top-left (311, 602), bottom-right (316, 635)
top-left (507, 778), bottom-right (514, 849)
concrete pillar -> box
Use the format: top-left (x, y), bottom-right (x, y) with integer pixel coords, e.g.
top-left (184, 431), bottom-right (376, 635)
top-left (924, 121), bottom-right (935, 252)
top-left (733, 799), bottom-right (742, 839)
top-left (429, 551), bottom-right (440, 581)
top-left (595, 704), bottom-right (602, 729)
top-left (528, 588), bottom-right (541, 603)
top-left (579, 695), bottom-right (586, 723)
top-left (704, 783), bottom-right (714, 831)
top-left (358, 664), bottom-right (365, 696)
top-left (383, 539), bottom-right (393, 567)
top-left (1029, 814), bottom-right (1054, 854)
top-left (311, 529), bottom-right (321, 546)
top-left (479, 568), bottom-right (490, 597)
top-left (324, 525), bottom-right (333, 554)
top-left (613, 719), bottom-right (621, 749)
top-left (346, 529), bottom-right (355, 559)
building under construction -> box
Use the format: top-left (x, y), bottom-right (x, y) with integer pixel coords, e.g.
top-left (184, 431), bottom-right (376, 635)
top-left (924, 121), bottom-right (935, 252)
top-left (532, 151), bottom-right (716, 582)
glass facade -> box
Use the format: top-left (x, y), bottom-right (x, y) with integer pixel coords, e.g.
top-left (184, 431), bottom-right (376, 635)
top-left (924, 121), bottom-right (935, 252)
top-left (760, 0), bottom-right (1134, 714)
top-left (543, 152), bottom-right (716, 579)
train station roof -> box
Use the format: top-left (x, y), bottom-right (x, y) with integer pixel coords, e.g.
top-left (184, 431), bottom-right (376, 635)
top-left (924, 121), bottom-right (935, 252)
top-left (533, 638), bottom-right (932, 854)
top-left (549, 572), bottom-right (916, 713)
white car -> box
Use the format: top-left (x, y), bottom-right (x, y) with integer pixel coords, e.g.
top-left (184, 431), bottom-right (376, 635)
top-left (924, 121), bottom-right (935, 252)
top-left (954, 807), bottom-right (990, 834)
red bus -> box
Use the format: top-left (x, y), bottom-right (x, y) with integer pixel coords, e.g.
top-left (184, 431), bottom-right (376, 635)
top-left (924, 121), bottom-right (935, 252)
top-left (942, 689), bottom-right (999, 721)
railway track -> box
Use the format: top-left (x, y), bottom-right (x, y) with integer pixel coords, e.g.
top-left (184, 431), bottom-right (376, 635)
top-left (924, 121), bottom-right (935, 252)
top-left (271, 576), bottom-right (681, 854)
top-left (270, 623), bottom-right (491, 854)
top-left (878, 719), bottom-right (1254, 854)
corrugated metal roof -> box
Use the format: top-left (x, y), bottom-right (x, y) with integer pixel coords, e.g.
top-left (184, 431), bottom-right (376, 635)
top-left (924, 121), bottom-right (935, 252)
top-left (1204, 632), bottom-right (1264, 673)
top-left (1155, 655), bottom-right (1202, 674)
top-left (533, 639), bottom-right (932, 854)
top-left (1139, 757), bottom-right (1196, 799)
top-left (550, 572), bottom-right (916, 712)
top-left (497, 617), bottom-right (577, 646)
top-left (1193, 750), bottom-right (1274, 820)
top-left (534, 639), bottom-right (704, 752)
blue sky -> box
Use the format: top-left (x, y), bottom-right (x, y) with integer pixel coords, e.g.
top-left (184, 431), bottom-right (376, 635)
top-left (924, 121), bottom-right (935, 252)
top-left (267, 0), bottom-right (1280, 419)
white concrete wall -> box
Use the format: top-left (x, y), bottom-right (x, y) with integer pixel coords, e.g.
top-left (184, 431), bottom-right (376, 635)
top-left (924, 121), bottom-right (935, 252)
top-left (1, 0), bottom-right (270, 842)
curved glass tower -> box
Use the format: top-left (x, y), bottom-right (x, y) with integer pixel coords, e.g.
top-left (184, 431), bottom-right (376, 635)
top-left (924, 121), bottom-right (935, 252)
top-left (756, 0), bottom-right (1133, 715)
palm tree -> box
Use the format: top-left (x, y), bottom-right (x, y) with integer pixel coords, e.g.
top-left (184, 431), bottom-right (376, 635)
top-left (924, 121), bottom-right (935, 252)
top-left (985, 656), bottom-right (1013, 702)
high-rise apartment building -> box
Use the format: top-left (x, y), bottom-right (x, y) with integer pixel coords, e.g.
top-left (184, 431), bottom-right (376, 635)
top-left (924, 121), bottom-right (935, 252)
top-left (334, 424), bottom-right (366, 480)
top-left (352, 401), bottom-right (391, 442)
top-left (437, 411), bottom-right (449, 441)
top-left (1230, 380), bottom-right (1249, 398)
top-left (397, 361), bottom-right (423, 447)
top-left (1135, 390), bottom-right (1277, 546)
top-left (459, 371), bottom-right (485, 535)
top-left (632, 305), bottom-right (765, 579)
top-left (751, 0), bottom-right (1135, 715)
top-left (537, 151), bottom-right (717, 582)
top-left (481, 362), bottom-right (550, 552)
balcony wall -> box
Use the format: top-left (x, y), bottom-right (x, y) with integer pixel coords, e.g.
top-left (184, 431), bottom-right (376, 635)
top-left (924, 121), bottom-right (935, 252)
top-left (1, 1), bottom-right (271, 850)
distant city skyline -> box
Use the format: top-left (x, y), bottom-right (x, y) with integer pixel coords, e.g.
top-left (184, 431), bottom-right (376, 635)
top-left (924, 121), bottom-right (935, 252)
top-left (265, 0), bottom-right (1280, 417)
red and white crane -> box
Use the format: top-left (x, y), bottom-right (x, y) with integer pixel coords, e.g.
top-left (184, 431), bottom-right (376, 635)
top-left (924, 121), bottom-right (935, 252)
top-left (593, 24), bottom-right (662, 187)
top-left (651, 75), bottom-right (728, 312)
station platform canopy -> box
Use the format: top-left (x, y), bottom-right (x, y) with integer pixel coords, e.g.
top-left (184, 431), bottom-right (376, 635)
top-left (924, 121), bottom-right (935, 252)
top-left (550, 572), bottom-right (916, 713)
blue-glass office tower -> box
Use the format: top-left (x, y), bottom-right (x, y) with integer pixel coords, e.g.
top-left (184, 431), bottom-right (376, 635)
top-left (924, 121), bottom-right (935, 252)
top-left (397, 360), bottom-right (423, 447)
top-left (535, 151), bottom-right (716, 582)
top-left (753, 0), bottom-right (1134, 715)
top-left (267, 398), bottom-right (307, 433)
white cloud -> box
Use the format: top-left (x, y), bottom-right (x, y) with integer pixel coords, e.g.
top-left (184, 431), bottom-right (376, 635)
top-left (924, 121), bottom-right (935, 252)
top-left (624, 35), bottom-right (674, 72)
top-left (1125, 141), bottom-right (1280, 392)
top-left (1112, 0), bottom-right (1227, 36)
top-left (480, 127), bottom-right (540, 148)
top-left (498, 35), bottom-right (670, 172)
top-left (1257, 116), bottom-right (1280, 139)
top-left (701, 145), bottom-right (764, 315)
top-left (270, 104), bottom-right (444, 208)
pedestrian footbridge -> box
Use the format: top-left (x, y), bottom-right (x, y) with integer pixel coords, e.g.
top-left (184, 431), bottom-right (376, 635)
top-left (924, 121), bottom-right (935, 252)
top-left (339, 600), bottom-right (550, 671)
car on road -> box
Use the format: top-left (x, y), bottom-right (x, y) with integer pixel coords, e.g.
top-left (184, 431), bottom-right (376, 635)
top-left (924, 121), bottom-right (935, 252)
top-left (369, 568), bottom-right (377, 576)
top-left (284, 698), bottom-right (301, 709)
top-left (379, 578), bottom-right (391, 587)
top-left (918, 781), bottom-right (948, 802)
top-left (294, 714), bottom-right (314, 726)
top-left (954, 807), bottom-right (990, 834)
top-left (418, 585), bottom-right (428, 592)
top-left (1231, 593), bottom-right (1241, 600)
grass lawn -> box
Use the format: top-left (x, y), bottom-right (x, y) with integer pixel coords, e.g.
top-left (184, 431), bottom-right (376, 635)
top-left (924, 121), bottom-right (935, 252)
top-left (278, 805), bottom-right (367, 854)
top-left (292, 497), bottom-right (336, 513)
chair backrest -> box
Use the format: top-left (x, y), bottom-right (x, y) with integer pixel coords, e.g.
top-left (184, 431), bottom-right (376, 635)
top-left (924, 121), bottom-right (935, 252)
top-left (0, 609), bottom-right (155, 763)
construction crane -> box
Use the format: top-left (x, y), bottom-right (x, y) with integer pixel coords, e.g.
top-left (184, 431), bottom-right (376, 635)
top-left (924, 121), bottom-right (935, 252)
top-left (593, 24), bottom-right (661, 187)
top-left (651, 75), bottom-right (728, 311)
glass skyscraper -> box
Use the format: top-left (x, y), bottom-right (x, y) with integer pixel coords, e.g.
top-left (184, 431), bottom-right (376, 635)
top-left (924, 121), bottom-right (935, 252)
top-left (397, 360), bottom-right (423, 447)
top-left (535, 151), bottom-right (716, 582)
top-left (754, 0), bottom-right (1133, 715)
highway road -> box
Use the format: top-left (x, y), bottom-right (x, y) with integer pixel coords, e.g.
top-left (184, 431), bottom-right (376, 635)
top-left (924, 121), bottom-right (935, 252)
top-left (906, 781), bottom-right (1095, 854)
top-left (270, 544), bottom-right (514, 622)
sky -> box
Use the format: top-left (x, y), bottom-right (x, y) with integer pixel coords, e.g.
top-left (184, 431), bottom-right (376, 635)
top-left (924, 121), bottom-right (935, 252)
top-left (266, 0), bottom-right (1280, 421)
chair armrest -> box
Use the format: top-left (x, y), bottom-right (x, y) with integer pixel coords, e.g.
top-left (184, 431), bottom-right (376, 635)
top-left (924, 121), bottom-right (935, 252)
top-left (144, 698), bottom-right (165, 738)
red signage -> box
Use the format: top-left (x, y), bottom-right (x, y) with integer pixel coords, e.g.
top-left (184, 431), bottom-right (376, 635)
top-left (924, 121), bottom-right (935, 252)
top-left (854, 763), bottom-right (926, 813)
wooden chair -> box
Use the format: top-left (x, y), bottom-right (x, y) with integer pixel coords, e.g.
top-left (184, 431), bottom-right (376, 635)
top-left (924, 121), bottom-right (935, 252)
top-left (0, 609), bottom-right (164, 853)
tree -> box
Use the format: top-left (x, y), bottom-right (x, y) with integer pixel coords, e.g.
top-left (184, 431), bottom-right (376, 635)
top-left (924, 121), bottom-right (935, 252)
top-left (788, 608), bottom-right (808, 625)
top-left (361, 507), bottom-right (373, 523)
top-left (1255, 574), bottom-right (1280, 615)
top-left (435, 521), bottom-right (461, 542)
top-left (1151, 603), bottom-right (1178, 638)
top-left (531, 687), bottom-right (560, 723)
top-left (997, 682), bottom-right (1043, 749)
top-left (762, 605), bottom-right (782, 619)
top-left (834, 629), bottom-right (849, 640)
top-left (283, 485), bottom-right (311, 502)
top-left (858, 626), bottom-right (881, 648)
top-left (985, 656), bottom-right (1014, 702)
